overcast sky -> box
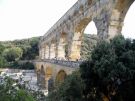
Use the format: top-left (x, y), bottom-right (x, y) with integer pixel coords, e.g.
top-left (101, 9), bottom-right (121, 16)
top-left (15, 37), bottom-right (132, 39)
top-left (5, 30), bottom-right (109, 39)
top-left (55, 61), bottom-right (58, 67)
top-left (0, 0), bottom-right (135, 41)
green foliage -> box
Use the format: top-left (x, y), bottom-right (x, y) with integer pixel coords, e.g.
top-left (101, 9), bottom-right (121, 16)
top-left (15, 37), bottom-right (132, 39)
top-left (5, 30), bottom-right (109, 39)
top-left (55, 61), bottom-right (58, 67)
top-left (81, 34), bottom-right (98, 60)
top-left (0, 55), bottom-right (8, 68)
top-left (0, 43), bottom-right (8, 68)
top-left (65, 44), bottom-right (68, 59)
top-left (1, 36), bottom-right (40, 60)
top-left (0, 37), bottom-right (40, 68)
top-left (3, 47), bottom-right (23, 62)
top-left (10, 61), bottom-right (34, 70)
top-left (47, 35), bottom-right (135, 101)
top-left (13, 89), bottom-right (36, 101)
top-left (0, 43), bottom-right (5, 55)
top-left (0, 77), bottom-right (36, 101)
top-left (10, 61), bottom-right (21, 69)
top-left (21, 37), bottom-right (39, 60)
top-left (47, 71), bottom-right (84, 101)
top-left (80, 35), bottom-right (135, 101)
top-left (20, 62), bottom-right (35, 70)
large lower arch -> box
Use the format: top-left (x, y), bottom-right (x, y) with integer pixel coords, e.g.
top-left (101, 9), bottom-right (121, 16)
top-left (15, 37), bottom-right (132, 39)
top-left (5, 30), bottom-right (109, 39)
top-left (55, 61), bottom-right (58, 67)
top-left (55, 70), bottom-right (67, 86)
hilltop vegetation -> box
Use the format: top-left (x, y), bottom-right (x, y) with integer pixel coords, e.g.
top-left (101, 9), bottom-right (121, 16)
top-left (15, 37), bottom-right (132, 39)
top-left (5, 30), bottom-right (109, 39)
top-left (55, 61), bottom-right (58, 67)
top-left (81, 34), bottom-right (98, 60)
top-left (0, 36), bottom-right (40, 60)
top-left (0, 34), bottom-right (97, 68)
top-left (0, 36), bottom-right (40, 68)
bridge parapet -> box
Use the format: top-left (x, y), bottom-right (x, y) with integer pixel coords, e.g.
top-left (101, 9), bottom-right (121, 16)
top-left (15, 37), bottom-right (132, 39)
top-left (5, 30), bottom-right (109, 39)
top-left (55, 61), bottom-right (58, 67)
top-left (36, 59), bottom-right (81, 68)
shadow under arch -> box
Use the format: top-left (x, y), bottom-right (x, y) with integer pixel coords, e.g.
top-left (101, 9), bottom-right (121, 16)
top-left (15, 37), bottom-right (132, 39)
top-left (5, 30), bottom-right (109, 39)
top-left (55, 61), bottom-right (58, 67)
top-left (55, 69), bottom-right (67, 86)
top-left (37, 65), bottom-right (46, 88)
top-left (41, 65), bottom-right (45, 75)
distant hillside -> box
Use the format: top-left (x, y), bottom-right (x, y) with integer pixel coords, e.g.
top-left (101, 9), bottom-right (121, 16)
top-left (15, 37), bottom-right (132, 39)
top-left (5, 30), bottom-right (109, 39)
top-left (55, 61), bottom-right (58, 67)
top-left (81, 34), bottom-right (98, 60)
top-left (0, 36), bottom-right (41, 48)
top-left (0, 36), bottom-right (41, 60)
top-left (0, 35), bottom-right (97, 61)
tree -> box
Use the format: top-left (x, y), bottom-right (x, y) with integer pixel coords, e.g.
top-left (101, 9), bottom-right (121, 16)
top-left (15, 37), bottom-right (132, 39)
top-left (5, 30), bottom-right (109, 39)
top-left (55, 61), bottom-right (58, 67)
top-left (0, 36), bottom-right (40, 60)
top-left (81, 34), bottom-right (98, 60)
top-left (0, 43), bottom-right (5, 55)
top-left (80, 35), bottom-right (135, 101)
top-left (0, 44), bottom-right (8, 68)
top-left (47, 71), bottom-right (84, 101)
top-left (0, 55), bottom-right (8, 68)
top-left (20, 62), bottom-right (35, 69)
top-left (3, 47), bottom-right (23, 62)
top-left (21, 37), bottom-right (39, 60)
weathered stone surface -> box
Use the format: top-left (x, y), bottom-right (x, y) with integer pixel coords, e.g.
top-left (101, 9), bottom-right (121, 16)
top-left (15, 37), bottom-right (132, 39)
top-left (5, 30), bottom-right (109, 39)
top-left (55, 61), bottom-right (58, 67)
top-left (35, 60), bottom-right (78, 90)
top-left (39, 0), bottom-right (134, 61)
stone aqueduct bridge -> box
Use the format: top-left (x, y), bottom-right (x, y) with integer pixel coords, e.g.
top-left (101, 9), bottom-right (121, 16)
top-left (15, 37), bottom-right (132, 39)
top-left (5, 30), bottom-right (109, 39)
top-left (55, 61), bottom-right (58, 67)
top-left (35, 0), bottom-right (134, 89)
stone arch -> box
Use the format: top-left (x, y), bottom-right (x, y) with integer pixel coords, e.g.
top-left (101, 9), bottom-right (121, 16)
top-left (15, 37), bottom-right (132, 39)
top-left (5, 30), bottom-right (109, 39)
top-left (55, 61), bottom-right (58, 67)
top-left (75, 18), bottom-right (92, 34)
top-left (39, 46), bottom-right (42, 59)
top-left (50, 39), bottom-right (56, 59)
top-left (46, 66), bottom-right (53, 77)
top-left (108, 0), bottom-right (134, 39)
top-left (41, 46), bottom-right (45, 60)
top-left (45, 44), bottom-right (49, 59)
top-left (55, 70), bottom-right (67, 86)
top-left (69, 17), bottom-right (98, 61)
top-left (57, 32), bottom-right (68, 60)
top-left (36, 64), bottom-right (41, 85)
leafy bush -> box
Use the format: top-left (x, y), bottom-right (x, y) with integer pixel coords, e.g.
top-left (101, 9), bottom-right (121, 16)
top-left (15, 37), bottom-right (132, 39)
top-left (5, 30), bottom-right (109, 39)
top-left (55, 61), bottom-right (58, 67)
top-left (0, 55), bottom-right (8, 68)
top-left (20, 62), bottom-right (35, 70)
top-left (47, 35), bottom-right (135, 101)
top-left (3, 47), bottom-right (23, 62)
top-left (0, 77), bottom-right (36, 101)
top-left (10, 61), bottom-right (34, 70)
top-left (47, 71), bottom-right (84, 101)
top-left (80, 35), bottom-right (135, 101)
